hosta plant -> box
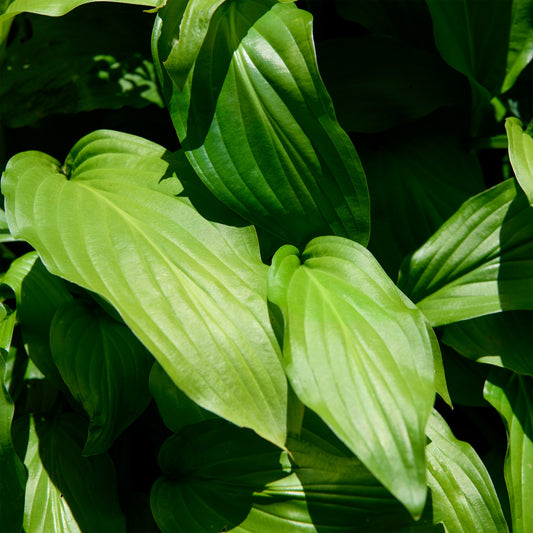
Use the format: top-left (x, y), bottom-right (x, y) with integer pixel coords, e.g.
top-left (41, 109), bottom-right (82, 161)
top-left (1, 0), bottom-right (532, 532)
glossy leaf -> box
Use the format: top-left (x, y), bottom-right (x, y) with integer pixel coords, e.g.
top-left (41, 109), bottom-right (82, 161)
top-left (50, 298), bottom-right (153, 455)
top-left (151, 418), bottom-right (432, 533)
top-left (398, 179), bottom-right (533, 326)
top-left (2, 129), bottom-right (288, 447)
top-left (485, 370), bottom-right (533, 533)
top-left (506, 117), bottom-right (533, 204)
top-left (0, 304), bottom-right (27, 533)
top-left (268, 236), bottom-right (436, 517)
top-left (425, 409), bottom-right (508, 533)
top-left (13, 413), bottom-right (125, 533)
top-left (154, 0), bottom-right (370, 246)
top-left (149, 361), bottom-right (215, 434)
top-left (441, 311), bottom-right (533, 376)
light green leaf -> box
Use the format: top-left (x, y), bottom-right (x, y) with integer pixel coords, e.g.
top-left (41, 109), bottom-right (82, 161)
top-left (149, 361), bottom-right (215, 434)
top-left (154, 0), bottom-right (370, 246)
top-left (425, 409), bottom-right (508, 533)
top-left (485, 370), bottom-right (533, 533)
top-left (267, 236), bottom-right (436, 517)
top-left (441, 311), bottom-right (533, 376)
top-left (50, 298), bottom-right (153, 455)
top-left (502, 0), bottom-right (533, 93)
top-left (506, 117), bottom-right (533, 204)
top-left (0, 207), bottom-right (17, 242)
top-left (2, 129), bottom-right (287, 448)
top-left (398, 179), bottom-right (533, 326)
top-left (0, 304), bottom-right (27, 533)
top-left (13, 413), bottom-right (125, 533)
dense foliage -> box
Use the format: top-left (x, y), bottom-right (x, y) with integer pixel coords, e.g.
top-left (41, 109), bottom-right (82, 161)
top-left (1, 0), bottom-right (532, 531)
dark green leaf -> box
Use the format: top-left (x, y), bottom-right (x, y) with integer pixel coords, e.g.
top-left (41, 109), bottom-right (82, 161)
top-left (506, 117), bottom-right (533, 204)
top-left (398, 179), bottom-right (533, 326)
top-left (485, 370), bottom-right (533, 532)
top-left (154, 0), bottom-right (370, 246)
top-left (2, 129), bottom-right (288, 447)
top-left (425, 409), bottom-right (508, 532)
top-left (268, 236), bottom-right (436, 517)
top-left (50, 298), bottom-right (153, 455)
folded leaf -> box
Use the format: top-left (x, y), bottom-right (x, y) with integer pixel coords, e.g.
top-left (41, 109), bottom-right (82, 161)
top-left (506, 117), bottom-right (533, 204)
top-left (425, 409), bottom-right (508, 533)
top-left (268, 236), bottom-right (436, 517)
top-left (153, 0), bottom-right (370, 246)
top-left (485, 370), bottom-right (533, 533)
top-left (398, 179), bottom-right (533, 326)
top-left (13, 413), bottom-right (125, 533)
top-left (50, 298), bottom-right (153, 455)
top-left (2, 129), bottom-right (287, 447)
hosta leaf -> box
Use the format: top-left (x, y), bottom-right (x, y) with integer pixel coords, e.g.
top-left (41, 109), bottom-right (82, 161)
top-left (2, 129), bottom-right (287, 447)
top-left (151, 418), bottom-right (432, 533)
top-left (13, 413), bottom-right (125, 533)
top-left (267, 236), bottom-right (436, 517)
top-left (153, 0), bottom-right (370, 246)
top-left (398, 179), bottom-right (533, 326)
top-left (0, 304), bottom-right (27, 533)
top-left (0, 252), bottom-right (73, 389)
top-left (441, 311), bottom-right (533, 376)
top-left (425, 409), bottom-right (508, 533)
top-left (0, 208), bottom-right (16, 243)
top-left (506, 117), bottom-right (533, 204)
top-left (50, 298), bottom-right (153, 455)
top-left (485, 370), bottom-right (533, 532)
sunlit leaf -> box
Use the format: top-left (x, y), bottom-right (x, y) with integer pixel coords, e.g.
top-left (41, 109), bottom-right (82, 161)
top-left (506, 117), bottom-right (533, 204)
top-left (485, 370), bottom-right (533, 533)
top-left (268, 236), bottom-right (436, 517)
top-left (398, 179), bottom-right (533, 326)
top-left (153, 0), bottom-right (370, 246)
top-left (2, 129), bottom-right (288, 447)
top-left (50, 298), bottom-right (153, 455)
top-left (425, 409), bottom-right (509, 533)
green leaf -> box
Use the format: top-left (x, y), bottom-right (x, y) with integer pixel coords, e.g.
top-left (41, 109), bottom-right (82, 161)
top-left (317, 35), bottom-right (466, 133)
top-left (425, 409), bottom-right (508, 533)
top-left (398, 179), bottom-right (533, 326)
top-left (267, 236), bottom-right (436, 517)
top-left (0, 207), bottom-right (17, 243)
top-left (506, 117), bottom-right (533, 204)
top-left (485, 370), bottom-right (533, 533)
top-left (50, 298), bottom-right (153, 455)
top-left (151, 418), bottom-right (433, 533)
top-left (0, 304), bottom-right (27, 533)
top-left (502, 0), bottom-right (533, 93)
top-left (2, 129), bottom-right (288, 448)
top-left (425, 0), bottom-right (512, 95)
top-left (149, 361), bottom-right (215, 434)
top-left (441, 311), bottom-right (533, 376)
top-left (13, 413), bottom-right (126, 533)
top-left (154, 0), bottom-right (370, 246)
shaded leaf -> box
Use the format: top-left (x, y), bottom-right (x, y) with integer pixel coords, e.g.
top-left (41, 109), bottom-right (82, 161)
top-left (425, 409), bottom-right (508, 533)
top-left (2, 129), bottom-right (287, 447)
top-left (398, 179), bottom-right (533, 326)
top-left (485, 370), bottom-right (533, 533)
top-left (506, 117), bottom-right (533, 204)
top-left (154, 0), bottom-right (370, 246)
top-left (13, 413), bottom-right (125, 533)
top-left (267, 236), bottom-right (436, 517)
top-left (50, 298), bottom-right (153, 455)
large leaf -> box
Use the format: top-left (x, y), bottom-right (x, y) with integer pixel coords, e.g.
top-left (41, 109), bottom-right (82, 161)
top-left (0, 303), bottom-right (27, 533)
top-left (398, 178), bottom-right (533, 326)
top-left (267, 236), bottom-right (436, 517)
top-left (50, 298), bottom-right (153, 455)
top-left (485, 370), bottom-right (533, 533)
top-left (506, 117), bottom-right (533, 204)
top-left (441, 311), bottom-right (533, 376)
top-left (13, 413), bottom-right (125, 533)
top-left (2, 129), bottom-right (288, 447)
top-left (151, 418), bottom-right (433, 533)
top-left (153, 0), bottom-right (370, 246)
